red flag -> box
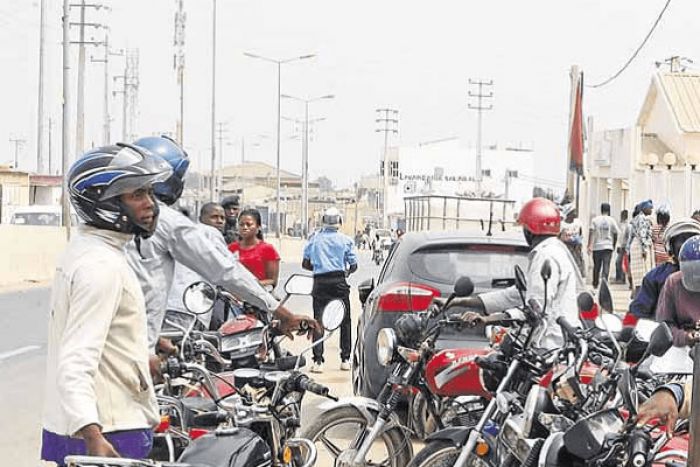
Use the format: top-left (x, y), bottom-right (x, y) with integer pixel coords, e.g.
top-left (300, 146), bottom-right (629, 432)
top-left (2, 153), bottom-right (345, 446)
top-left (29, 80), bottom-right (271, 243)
top-left (568, 68), bottom-right (584, 176)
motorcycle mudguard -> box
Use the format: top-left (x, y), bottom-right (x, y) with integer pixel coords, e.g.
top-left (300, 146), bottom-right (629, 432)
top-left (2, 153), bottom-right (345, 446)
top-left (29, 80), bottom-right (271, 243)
top-left (423, 426), bottom-right (471, 447)
top-left (178, 428), bottom-right (272, 467)
top-left (317, 397), bottom-right (405, 431)
top-left (537, 432), bottom-right (570, 467)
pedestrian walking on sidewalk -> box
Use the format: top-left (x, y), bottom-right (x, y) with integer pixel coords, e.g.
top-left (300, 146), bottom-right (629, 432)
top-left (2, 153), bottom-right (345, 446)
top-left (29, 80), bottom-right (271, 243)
top-left (615, 209), bottom-right (630, 284)
top-left (559, 204), bottom-right (586, 277)
top-left (302, 207), bottom-right (358, 373)
top-left (628, 199), bottom-right (655, 292)
top-left (652, 205), bottom-right (671, 266)
top-left (588, 203), bottom-right (620, 288)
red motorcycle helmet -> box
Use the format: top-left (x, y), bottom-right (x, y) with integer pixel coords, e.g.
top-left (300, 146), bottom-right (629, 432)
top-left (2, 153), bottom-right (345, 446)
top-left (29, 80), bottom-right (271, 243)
top-left (517, 198), bottom-right (560, 235)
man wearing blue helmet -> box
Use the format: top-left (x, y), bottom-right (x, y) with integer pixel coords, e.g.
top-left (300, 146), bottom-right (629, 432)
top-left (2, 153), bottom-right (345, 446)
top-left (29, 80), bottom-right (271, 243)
top-left (41, 144), bottom-right (171, 463)
top-left (127, 136), bottom-right (317, 350)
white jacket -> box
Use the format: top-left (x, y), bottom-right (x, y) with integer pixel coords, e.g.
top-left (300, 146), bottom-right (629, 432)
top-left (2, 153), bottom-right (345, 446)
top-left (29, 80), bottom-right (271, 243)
top-left (479, 236), bottom-right (585, 349)
top-left (42, 226), bottom-right (159, 436)
top-left (127, 205), bottom-right (279, 349)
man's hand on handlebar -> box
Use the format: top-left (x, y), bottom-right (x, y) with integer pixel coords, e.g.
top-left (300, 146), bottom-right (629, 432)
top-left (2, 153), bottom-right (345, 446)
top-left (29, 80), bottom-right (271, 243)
top-left (460, 311), bottom-right (485, 328)
top-left (274, 305), bottom-right (322, 340)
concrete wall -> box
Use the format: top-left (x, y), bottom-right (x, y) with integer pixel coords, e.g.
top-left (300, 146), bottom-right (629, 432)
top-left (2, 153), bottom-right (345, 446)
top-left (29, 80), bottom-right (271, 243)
top-left (0, 225), bottom-right (67, 287)
top-left (0, 226), bottom-right (311, 289)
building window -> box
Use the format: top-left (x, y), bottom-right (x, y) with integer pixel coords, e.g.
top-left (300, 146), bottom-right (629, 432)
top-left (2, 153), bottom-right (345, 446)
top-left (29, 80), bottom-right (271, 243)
top-left (481, 169), bottom-right (491, 177)
top-left (506, 170), bottom-right (518, 178)
top-left (390, 160), bottom-right (399, 178)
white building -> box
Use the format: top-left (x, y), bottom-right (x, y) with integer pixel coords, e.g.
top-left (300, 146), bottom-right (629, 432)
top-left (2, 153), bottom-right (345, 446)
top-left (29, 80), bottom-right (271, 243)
top-left (378, 140), bottom-right (542, 225)
top-left (584, 70), bottom-right (700, 228)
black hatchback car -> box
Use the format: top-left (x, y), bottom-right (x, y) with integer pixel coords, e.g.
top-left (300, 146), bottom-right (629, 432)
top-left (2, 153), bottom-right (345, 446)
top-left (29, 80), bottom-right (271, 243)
top-left (352, 230), bottom-right (530, 398)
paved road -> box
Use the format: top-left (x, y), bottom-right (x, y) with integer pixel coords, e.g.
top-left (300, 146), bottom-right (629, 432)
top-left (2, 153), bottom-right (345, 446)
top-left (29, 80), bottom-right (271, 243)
top-left (0, 251), bottom-right (378, 466)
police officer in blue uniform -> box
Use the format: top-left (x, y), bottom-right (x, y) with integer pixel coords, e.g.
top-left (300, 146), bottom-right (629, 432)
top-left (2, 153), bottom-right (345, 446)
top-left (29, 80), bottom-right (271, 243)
top-left (303, 207), bottom-right (358, 373)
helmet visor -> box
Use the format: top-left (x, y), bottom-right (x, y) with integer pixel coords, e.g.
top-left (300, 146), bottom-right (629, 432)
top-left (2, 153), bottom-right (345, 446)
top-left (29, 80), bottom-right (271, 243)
top-left (97, 147), bottom-right (173, 200)
top-left (681, 260), bottom-right (700, 292)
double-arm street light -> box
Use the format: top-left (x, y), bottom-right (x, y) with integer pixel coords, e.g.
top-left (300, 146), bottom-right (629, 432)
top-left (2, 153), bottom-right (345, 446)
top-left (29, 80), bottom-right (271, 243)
top-left (243, 52), bottom-right (315, 238)
top-left (281, 93), bottom-right (334, 237)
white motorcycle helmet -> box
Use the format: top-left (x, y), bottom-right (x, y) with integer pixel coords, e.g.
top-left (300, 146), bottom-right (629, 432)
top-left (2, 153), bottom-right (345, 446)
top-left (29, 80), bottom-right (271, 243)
top-left (322, 207), bottom-right (342, 227)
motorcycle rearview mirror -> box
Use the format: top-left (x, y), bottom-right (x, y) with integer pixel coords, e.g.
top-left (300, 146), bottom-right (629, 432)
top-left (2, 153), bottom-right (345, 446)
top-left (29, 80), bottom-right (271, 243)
top-left (284, 274), bottom-right (314, 296)
top-left (453, 276), bottom-right (475, 297)
top-left (598, 280), bottom-right (614, 313)
top-left (647, 322), bottom-right (674, 357)
top-left (294, 301), bottom-right (346, 371)
top-left (183, 281), bottom-right (216, 315)
top-left (577, 291), bottom-right (598, 328)
top-left (540, 259), bottom-right (552, 283)
top-left (322, 300), bottom-right (345, 331)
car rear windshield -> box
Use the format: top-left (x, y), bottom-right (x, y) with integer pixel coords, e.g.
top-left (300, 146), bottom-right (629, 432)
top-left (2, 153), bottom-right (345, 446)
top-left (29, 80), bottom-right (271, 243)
top-left (408, 244), bottom-right (530, 288)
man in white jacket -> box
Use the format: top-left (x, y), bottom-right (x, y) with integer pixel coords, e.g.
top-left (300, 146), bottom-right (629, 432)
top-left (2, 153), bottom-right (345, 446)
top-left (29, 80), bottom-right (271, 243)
top-left (460, 197), bottom-right (584, 349)
top-left (41, 144), bottom-right (171, 464)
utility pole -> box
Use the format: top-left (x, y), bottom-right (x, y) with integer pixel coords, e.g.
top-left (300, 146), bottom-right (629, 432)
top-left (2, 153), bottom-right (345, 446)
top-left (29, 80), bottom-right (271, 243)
top-left (113, 49), bottom-right (140, 142)
top-left (48, 118), bottom-right (53, 174)
top-left (468, 79), bottom-right (493, 195)
top-left (70, 1), bottom-right (108, 155)
top-left (9, 138), bottom-right (26, 169)
top-left (62, 0), bottom-right (71, 237)
top-left (210, 0), bottom-right (217, 202)
top-left (174, 0), bottom-right (186, 144)
top-left (92, 35), bottom-right (124, 145)
top-left (375, 108), bottom-right (399, 228)
top-left (36, 0), bottom-right (47, 173)
top-left (655, 56), bottom-right (693, 72)
top-left (216, 122), bottom-right (228, 197)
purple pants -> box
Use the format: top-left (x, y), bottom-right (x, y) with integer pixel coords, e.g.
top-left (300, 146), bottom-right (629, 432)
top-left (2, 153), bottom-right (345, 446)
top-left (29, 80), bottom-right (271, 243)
top-left (41, 428), bottom-right (153, 466)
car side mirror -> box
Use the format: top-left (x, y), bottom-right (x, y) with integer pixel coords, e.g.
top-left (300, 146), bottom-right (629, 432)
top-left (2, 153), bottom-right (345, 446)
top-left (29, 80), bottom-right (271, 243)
top-left (514, 265), bottom-right (527, 293)
top-left (358, 278), bottom-right (375, 305)
top-left (453, 276), bottom-right (474, 297)
top-left (598, 280), bottom-right (614, 313)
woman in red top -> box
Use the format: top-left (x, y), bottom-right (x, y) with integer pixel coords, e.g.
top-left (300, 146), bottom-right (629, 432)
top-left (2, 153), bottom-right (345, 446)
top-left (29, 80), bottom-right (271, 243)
top-left (228, 208), bottom-right (280, 288)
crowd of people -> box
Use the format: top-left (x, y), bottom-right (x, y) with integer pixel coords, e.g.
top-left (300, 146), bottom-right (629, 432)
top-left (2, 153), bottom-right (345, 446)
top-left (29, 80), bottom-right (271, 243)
top-left (37, 132), bottom-right (700, 463)
top-left (40, 137), bottom-right (362, 464)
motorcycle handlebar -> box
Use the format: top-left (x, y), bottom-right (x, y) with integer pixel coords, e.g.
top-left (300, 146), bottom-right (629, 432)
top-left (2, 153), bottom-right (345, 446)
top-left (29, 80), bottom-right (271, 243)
top-left (557, 316), bottom-right (579, 341)
top-left (297, 376), bottom-right (330, 397)
top-left (192, 411), bottom-right (227, 426)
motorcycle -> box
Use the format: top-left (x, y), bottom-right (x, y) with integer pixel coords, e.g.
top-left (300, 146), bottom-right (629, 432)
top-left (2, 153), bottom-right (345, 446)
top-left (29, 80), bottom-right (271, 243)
top-left (160, 274), bottom-right (315, 372)
top-left (66, 297), bottom-right (345, 467)
top-left (301, 275), bottom-right (493, 467)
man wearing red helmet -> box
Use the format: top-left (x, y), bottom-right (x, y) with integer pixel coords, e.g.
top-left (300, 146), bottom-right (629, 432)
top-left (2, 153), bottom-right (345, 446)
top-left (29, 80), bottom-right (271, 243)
top-left (460, 197), bottom-right (585, 348)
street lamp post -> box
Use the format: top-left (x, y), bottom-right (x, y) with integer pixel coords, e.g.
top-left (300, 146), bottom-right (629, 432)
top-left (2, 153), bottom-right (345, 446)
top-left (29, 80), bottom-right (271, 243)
top-left (244, 52), bottom-right (315, 238)
top-left (281, 93), bottom-right (334, 237)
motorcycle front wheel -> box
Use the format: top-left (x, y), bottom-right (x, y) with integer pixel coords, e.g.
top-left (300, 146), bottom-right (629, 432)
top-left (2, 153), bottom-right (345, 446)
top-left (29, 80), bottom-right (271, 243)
top-left (301, 406), bottom-right (411, 467)
top-left (408, 440), bottom-right (491, 467)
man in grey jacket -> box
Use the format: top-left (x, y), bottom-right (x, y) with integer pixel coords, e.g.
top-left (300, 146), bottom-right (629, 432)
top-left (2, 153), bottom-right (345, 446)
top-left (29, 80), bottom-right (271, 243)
top-left (127, 136), bottom-right (317, 350)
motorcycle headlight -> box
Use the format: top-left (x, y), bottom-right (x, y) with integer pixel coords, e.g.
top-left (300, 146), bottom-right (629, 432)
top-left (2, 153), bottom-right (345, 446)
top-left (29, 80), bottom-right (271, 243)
top-left (377, 328), bottom-right (397, 366)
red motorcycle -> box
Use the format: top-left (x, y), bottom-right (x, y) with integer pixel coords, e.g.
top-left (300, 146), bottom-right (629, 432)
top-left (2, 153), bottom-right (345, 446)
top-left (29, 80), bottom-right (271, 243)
top-left (301, 275), bottom-right (498, 467)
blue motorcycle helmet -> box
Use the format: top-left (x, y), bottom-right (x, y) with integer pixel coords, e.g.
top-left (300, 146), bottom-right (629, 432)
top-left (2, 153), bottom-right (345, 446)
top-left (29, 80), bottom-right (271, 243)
top-left (133, 135), bottom-right (190, 205)
top-left (67, 143), bottom-right (172, 238)
top-left (679, 235), bottom-right (700, 292)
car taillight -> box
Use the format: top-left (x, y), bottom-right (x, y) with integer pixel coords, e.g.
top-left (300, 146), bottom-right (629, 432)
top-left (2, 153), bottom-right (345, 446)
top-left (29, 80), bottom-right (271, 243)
top-left (377, 282), bottom-right (439, 312)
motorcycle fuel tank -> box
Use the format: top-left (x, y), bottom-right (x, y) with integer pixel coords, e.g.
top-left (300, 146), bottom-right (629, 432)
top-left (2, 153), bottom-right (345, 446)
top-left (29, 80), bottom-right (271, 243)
top-left (425, 348), bottom-right (492, 398)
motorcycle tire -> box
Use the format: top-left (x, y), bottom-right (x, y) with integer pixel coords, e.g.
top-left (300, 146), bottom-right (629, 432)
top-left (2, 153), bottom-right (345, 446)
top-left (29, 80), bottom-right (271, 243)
top-left (407, 440), bottom-right (460, 467)
top-left (301, 405), bottom-right (411, 467)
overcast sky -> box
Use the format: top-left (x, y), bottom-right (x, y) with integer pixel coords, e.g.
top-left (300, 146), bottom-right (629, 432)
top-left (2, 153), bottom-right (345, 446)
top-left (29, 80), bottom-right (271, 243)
top-left (1, 0), bottom-right (698, 188)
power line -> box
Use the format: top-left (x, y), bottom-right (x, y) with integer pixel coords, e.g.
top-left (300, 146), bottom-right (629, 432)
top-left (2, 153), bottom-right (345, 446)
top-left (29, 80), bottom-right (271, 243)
top-left (588, 0), bottom-right (673, 89)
